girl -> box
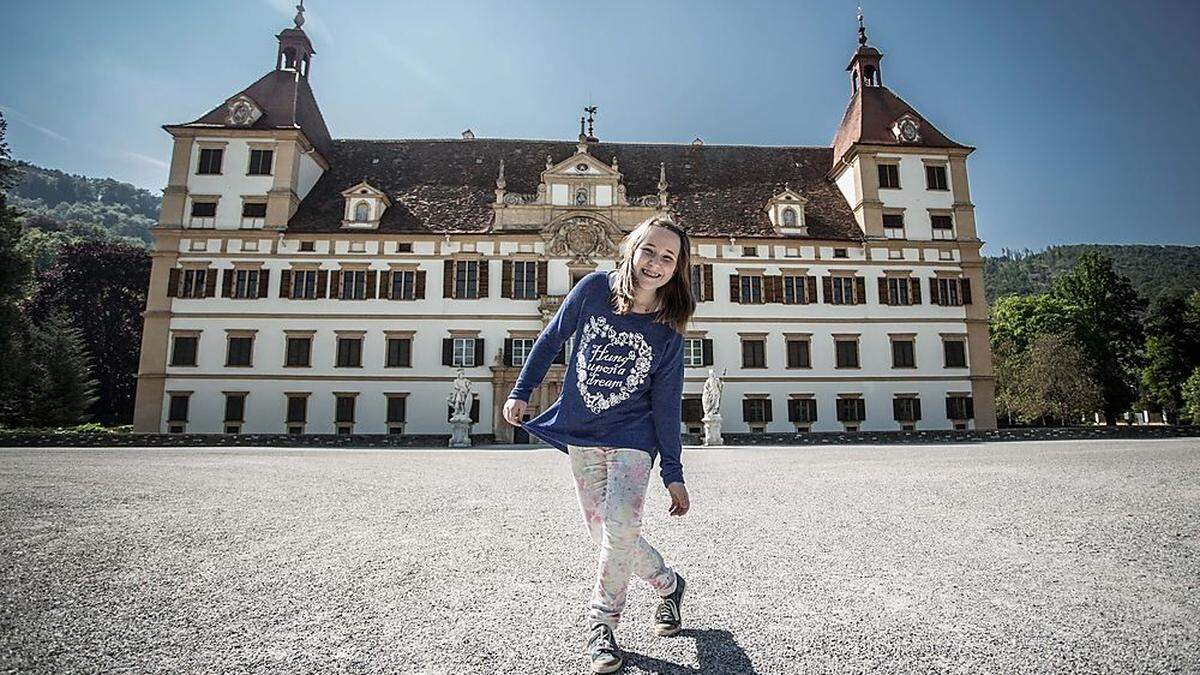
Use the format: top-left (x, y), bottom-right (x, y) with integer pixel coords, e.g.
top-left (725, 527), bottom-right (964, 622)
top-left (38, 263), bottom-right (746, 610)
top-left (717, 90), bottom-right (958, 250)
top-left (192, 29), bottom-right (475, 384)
top-left (503, 215), bottom-right (696, 673)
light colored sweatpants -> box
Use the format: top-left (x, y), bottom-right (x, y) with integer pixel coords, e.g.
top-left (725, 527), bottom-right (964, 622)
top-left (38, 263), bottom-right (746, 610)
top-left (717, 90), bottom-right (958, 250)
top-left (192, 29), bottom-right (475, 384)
top-left (568, 444), bottom-right (678, 630)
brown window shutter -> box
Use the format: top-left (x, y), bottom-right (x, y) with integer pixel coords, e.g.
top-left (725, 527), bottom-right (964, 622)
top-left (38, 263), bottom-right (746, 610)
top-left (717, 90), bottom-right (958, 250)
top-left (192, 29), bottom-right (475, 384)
top-left (878, 277), bottom-right (889, 306)
top-left (929, 277), bottom-right (940, 305)
top-left (279, 269), bottom-right (292, 299)
top-left (806, 276), bottom-right (817, 304)
top-left (702, 338), bottom-right (713, 366)
top-left (764, 399), bottom-right (773, 423)
top-left (767, 276), bottom-right (780, 303)
top-left (416, 270), bottom-right (426, 299)
top-left (316, 270), bottom-right (328, 298)
top-left (329, 270), bottom-right (341, 299)
top-left (537, 261), bottom-right (548, 296)
top-left (478, 260), bottom-right (489, 298)
top-left (910, 277), bottom-right (921, 304)
top-left (167, 268), bottom-right (180, 298)
top-left (221, 269), bottom-right (233, 298)
top-left (378, 270), bottom-right (391, 299)
top-left (913, 397), bottom-right (922, 421)
top-left (961, 278), bottom-right (973, 304)
top-left (703, 264), bottom-right (714, 301)
top-left (257, 269), bottom-right (270, 298)
top-left (473, 338), bottom-right (484, 366)
top-left (442, 338), bottom-right (453, 366)
top-left (854, 277), bottom-right (866, 305)
top-left (365, 270), bottom-right (377, 299)
top-left (729, 274), bottom-right (740, 303)
top-left (503, 338), bottom-right (513, 366)
top-left (501, 260), bottom-right (512, 299)
top-left (443, 260), bottom-right (454, 299)
top-left (204, 269), bottom-right (217, 297)
top-left (742, 399), bottom-right (752, 423)
top-left (893, 398), bottom-right (903, 422)
top-left (822, 276), bottom-right (833, 303)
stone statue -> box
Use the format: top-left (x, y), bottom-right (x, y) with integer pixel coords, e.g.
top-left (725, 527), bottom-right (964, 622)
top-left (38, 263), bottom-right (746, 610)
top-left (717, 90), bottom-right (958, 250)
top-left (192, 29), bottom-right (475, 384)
top-left (448, 368), bottom-right (473, 419)
top-left (702, 368), bottom-right (725, 418)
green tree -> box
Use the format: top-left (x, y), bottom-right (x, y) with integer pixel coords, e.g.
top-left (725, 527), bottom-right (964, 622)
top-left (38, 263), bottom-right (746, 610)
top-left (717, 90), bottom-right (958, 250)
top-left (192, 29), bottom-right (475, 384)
top-left (0, 111), bottom-right (38, 426)
top-left (1016, 332), bottom-right (1104, 426)
top-left (1141, 291), bottom-right (1200, 423)
top-left (28, 311), bottom-right (99, 427)
top-left (989, 293), bottom-right (1075, 354)
top-left (1051, 252), bottom-right (1145, 424)
top-left (1182, 368), bottom-right (1200, 426)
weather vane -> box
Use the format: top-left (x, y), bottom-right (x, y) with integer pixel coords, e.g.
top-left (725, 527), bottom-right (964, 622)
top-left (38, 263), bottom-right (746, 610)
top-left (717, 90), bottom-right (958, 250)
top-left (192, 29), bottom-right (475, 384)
top-left (584, 105), bottom-right (598, 142)
top-left (294, 0), bottom-right (306, 29)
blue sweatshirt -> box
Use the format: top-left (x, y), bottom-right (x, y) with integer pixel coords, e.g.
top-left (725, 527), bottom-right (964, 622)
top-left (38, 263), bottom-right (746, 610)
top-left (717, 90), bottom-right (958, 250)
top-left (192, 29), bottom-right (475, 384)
top-left (507, 270), bottom-right (685, 487)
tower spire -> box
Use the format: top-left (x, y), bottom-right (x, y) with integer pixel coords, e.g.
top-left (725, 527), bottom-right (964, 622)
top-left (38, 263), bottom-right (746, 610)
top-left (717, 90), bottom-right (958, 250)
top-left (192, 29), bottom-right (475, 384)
top-left (846, 7), bottom-right (882, 93)
top-left (294, 0), bottom-right (306, 28)
top-left (857, 5), bottom-right (866, 46)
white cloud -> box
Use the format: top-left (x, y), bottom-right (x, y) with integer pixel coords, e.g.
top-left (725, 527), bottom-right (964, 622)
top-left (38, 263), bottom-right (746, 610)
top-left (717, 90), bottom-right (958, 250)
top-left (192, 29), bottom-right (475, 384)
top-left (123, 151), bottom-right (169, 170)
top-left (0, 103), bottom-right (70, 144)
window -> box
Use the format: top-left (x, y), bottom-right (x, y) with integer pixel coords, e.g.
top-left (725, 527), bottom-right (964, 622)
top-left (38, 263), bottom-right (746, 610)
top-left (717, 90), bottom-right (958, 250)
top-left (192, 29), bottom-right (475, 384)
top-left (782, 275), bottom-right (809, 304)
top-left (743, 398), bottom-right (772, 425)
top-left (339, 270), bottom-right (367, 300)
top-left (353, 201), bottom-right (370, 223)
top-left (290, 270), bottom-right (317, 299)
top-left (224, 393), bottom-right (246, 427)
top-left (739, 275), bottom-right (763, 304)
top-left (241, 201), bottom-right (267, 227)
top-left (398, 242), bottom-right (413, 253)
top-left (946, 396), bottom-right (975, 420)
top-left (285, 336), bottom-right (312, 367)
top-left (741, 339), bottom-right (766, 369)
top-left (892, 339), bottom-right (916, 368)
top-left (575, 187), bottom-right (589, 206)
top-left (455, 260), bottom-right (480, 299)
top-left (878, 163), bottom-right (900, 189)
top-left (887, 277), bottom-right (912, 306)
top-left (386, 337), bottom-right (412, 368)
top-left (926, 164), bottom-right (948, 190)
top-left (684, 338), bottom-right (705, 368)
top-left (389, 269), bottom-right (417, 300)
top-left (786, 339), bottom-right (811, 368)
top-left (168, 393), bottom-right (190, 425)
top-left (743, 246), bottom-right (758, 257)
top-left (248, 149), bottom-right (274, 176)
top-left (788, 398), bottom-right (818, 424)
top-left (170, 335), bottom-right (198, 367)
top-left (944, 339), bottom-right (967, 368)
top-left (931, 215), bottom-right (955, 240)
top-left (508, 338), bottom-right (534, 367)
top-left (832, 248), bottom-right (849, 259)
top-left (179, 269), bottom-right (208, 298)
top-left (336, 336), bottom-right (363, 368)
top-left (934, 277), bottom-right (963, 306)
top-left (835, 339), bottom-right (859, 368)
top-left (883, 213), bottom-right (905, 239)
top-left (513, 261), bottom-right (537, 299)
top-left (286, 395), bottom-right (308, 428)
top-left (189, 201), bottom-right (216, 227)
top-left (682, 398), bottom-right (704, 425)
top-left (830, 277), bottom-right (856, 305)
top-left (197, 148), bottom-right (223, 175)
top-left (299, 241), bottom-right (316, 252)
top-left (782, 208), bottom-right (798, 227)
top-left (335, 395), bottom-right (356, 430)
top-left (893, 396), bottom-right (922, 423)
top-left (231, 269), bottom-right (260, 299)
top-left (386, 396), bottom-right (407, 431)
top-left (453, 337), bottom-right (477, 367)
top-left (226, 336), bottom-right (253, 367)
top-left (836, 397), bottom-right (866, 423)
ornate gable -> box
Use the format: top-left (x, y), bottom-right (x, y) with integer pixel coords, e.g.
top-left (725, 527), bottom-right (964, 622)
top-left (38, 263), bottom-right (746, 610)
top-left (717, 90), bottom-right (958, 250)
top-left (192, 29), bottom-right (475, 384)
top-left (765, 187), bottom-right (809, 236)
top-left (340, 181), bottom-right (391, 229)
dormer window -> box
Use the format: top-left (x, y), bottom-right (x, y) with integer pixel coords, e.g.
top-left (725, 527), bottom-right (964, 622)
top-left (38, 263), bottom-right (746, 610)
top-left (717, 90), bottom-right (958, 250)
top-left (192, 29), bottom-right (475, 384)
top-left (340, 181), bottom-right (390, 230)
top-left (782, 208), bottom-right (798, 228)
top-left (765, 188), bottom-right (808, 236)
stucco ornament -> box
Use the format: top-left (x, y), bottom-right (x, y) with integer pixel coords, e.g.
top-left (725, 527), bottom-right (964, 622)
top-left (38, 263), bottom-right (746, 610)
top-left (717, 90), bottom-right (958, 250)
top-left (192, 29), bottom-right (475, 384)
top-left (226, 95), bottom-right (262, 127)
top-left (545, 216), bottom-right (620, 262)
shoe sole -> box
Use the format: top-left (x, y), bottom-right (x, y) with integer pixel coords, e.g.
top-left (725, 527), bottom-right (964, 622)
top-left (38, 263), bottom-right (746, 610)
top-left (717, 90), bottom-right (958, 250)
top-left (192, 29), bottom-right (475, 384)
top-left (591, 656), bottom-right (623, 673)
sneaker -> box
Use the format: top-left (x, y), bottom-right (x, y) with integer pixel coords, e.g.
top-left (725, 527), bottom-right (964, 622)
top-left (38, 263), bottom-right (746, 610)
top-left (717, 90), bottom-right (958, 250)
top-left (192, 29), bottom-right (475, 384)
top-left (587, 622), bottom-right (623, 673)
top-left (653, 573), bottom-right (686, 637)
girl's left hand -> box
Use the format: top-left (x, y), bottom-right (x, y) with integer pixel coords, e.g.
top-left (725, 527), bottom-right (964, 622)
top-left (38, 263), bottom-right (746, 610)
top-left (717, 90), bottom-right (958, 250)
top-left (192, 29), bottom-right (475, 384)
top-left (666, 482), bottom-right (690, 517)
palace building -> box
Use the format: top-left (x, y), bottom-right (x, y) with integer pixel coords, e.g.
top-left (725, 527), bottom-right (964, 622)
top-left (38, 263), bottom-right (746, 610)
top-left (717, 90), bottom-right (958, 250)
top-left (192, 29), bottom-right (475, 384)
top-left (132, 8), bottom-right (996, 438)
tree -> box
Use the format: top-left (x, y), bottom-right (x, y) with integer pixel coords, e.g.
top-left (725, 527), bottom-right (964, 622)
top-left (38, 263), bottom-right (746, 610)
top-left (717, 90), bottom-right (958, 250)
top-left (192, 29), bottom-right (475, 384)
top-left (1182, 368), bottom-right (1200, 426)
top-left (991, 338), bottom-right (1026, 427)
top-left (28, 311), bottom-right (99, 426)
top-left (0, 111), bottom-right (38, 426)
top-left (1051, 252), bottom-right (1145, 424)
top-left (1016, 332), bottom-right (1104, 426)
top-left (989, 293), bottom-right (1075, 354)
top-left (24, 240), bottom-right (150, 424)
top-left (1141, 291), bottom-right (1200, 423)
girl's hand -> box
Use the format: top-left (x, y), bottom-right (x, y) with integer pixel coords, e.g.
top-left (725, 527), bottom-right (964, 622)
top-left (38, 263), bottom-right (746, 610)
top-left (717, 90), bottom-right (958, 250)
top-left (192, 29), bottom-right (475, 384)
top-left (666, 482), bottom-right (690, 517)
top-left (503, 398), bottom-right (527, 426)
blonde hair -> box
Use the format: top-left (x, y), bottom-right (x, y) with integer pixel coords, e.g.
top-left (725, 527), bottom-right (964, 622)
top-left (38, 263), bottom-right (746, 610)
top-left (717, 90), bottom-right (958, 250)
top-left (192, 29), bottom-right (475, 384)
top-left (609, 216), bottom-right (696, 334)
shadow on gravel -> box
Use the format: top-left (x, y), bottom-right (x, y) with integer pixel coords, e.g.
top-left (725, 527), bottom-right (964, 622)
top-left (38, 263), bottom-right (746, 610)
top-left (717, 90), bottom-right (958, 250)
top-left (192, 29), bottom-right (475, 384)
top-left (623, 628), bottom-right (757, 674)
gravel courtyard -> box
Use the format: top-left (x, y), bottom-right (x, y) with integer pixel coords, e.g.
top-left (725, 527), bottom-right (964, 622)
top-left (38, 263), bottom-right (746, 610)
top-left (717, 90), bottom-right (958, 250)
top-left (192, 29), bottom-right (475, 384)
top-left (1, 439), bottom-right (1197, 674)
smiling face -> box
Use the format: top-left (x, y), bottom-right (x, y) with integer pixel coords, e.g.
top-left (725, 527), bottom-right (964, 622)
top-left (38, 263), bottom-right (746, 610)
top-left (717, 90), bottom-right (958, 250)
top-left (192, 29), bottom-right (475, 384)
top-left (631, 225), bottom-right (681, 292)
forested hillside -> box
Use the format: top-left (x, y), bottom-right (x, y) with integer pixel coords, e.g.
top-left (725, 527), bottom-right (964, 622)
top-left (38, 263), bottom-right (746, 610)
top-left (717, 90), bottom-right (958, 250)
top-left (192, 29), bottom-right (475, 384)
top-left (983, 245), bottom-right (1200, 305)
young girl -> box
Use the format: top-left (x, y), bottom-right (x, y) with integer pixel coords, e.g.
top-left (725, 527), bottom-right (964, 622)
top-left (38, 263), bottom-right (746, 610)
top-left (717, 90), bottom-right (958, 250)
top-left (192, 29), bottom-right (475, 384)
top-left (503, 215), bottom-right (695, 673)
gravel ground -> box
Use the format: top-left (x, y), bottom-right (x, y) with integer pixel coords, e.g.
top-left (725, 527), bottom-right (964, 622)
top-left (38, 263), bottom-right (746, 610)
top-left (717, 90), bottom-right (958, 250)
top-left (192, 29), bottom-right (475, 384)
top-left (1, 439), bottom-right (1197, 674)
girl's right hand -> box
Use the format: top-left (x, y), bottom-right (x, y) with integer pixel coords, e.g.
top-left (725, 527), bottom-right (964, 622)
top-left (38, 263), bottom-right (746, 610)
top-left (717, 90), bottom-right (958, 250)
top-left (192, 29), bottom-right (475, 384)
top-left (503, 398), bottom-right (527, 426)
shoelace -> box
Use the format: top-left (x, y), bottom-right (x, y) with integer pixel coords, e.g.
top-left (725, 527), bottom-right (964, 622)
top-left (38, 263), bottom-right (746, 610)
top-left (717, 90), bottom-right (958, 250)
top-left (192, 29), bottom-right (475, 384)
top-left (656, 599), bottom-right (679, 623)
top-left (589, 625), bottom-right (615, 652)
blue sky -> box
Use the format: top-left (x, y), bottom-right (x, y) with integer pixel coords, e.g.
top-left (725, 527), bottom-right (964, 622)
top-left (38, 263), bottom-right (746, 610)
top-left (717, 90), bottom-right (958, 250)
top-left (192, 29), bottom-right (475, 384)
top-left (1, 0), bottom-right (1197, 253)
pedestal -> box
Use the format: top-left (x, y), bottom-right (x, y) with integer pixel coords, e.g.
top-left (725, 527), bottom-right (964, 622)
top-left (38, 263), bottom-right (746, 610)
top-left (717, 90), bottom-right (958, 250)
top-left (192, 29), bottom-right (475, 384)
top-left (702, 413), bottom-right (723, 446)
top-left (449, 415), bottom-right (473, 447)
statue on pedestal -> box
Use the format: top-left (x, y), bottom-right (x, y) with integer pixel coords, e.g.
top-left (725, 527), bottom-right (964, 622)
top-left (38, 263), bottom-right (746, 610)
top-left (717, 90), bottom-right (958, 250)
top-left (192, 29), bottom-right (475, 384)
top-left (701, 368), bottom-right (725, 446)
top-left (447, 368), bottom-right (474, 447)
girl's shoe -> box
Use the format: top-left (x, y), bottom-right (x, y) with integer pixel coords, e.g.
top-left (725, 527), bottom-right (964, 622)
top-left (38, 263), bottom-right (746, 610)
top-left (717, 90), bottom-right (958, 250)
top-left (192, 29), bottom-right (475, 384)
top-left (587, 622), bottom-right (623, 673)
top-left (653, 573), bottom-right (686, 636)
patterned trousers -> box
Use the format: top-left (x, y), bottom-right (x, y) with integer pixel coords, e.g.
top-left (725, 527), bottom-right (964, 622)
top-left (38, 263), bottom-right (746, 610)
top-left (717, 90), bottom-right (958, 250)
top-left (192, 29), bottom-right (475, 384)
top-left (568, 444), bottom-right (679, 630)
